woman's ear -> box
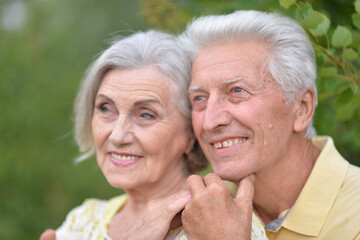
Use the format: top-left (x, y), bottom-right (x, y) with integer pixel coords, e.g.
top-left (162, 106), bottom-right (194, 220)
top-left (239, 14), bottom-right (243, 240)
top-left (293, 88), bottom-right (316, 133)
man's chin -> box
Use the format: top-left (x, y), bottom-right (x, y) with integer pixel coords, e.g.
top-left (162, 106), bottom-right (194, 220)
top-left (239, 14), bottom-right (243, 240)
top-left (213, 170), bottom-right (242, 183)
top-left (213, 166), bottom-right (249, 183)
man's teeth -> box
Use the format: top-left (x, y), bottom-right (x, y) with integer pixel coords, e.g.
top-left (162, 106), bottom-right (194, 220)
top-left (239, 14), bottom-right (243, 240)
top-left (111, 153), bottom-right (138, 161)
top-left (213, 138), bottom-right (246, 149)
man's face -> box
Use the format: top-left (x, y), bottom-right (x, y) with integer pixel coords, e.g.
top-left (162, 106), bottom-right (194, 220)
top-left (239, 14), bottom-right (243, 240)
top-left (189, 41), bottom-right (297, 182)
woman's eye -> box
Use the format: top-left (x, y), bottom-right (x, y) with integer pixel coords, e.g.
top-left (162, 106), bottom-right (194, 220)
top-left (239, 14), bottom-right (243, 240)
top-left (140, 112), bottom-right (155, 119)
top-left (96, 104), bottom-right (111, 113)
top-left (99, 105), bottom-right (110, 112)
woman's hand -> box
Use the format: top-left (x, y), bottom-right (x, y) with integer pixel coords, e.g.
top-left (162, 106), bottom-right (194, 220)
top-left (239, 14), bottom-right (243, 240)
top-left (124, 190), bottom-right (192, 240)
top-left (39, 229), bottom-right (56, 240)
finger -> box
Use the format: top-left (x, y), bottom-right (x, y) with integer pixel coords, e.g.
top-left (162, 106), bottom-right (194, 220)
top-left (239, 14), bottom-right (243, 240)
top-left (171, 189), bottom-right (191, 200)
top-left (186, 175), bottom-right (205, 196)
top-left (203, 173), bottom-right (226, 188)
top-left (40, 229), bottom-right (56, 240)
top-left (167, 194), bottom-right (192, 213)
top-left (235, 174), bottom-right (255, 208)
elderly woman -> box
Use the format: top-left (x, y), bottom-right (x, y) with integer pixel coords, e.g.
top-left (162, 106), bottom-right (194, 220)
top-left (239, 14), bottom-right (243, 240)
top-left (40, 30), bottom-right (267, 240)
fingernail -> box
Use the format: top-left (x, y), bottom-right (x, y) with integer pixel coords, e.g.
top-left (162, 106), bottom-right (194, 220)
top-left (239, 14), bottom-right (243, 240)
top-left (249, 174), bottom-right (255, 182)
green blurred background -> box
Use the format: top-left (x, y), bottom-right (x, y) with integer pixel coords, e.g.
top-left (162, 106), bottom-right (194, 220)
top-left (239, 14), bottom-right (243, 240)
top-left (1, 0), bottom-right (359, 239)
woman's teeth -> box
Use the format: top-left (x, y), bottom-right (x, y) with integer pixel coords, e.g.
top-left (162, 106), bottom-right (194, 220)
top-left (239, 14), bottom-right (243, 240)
top-left (111, 153), bottom-right (139, 161)
top-left (213, 138), bottom-right (246, 149)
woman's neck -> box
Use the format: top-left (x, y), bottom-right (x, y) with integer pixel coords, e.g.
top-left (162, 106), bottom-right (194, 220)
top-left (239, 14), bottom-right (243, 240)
top-left (107, 165), bottom-right (190, 239)
top-left (124, 170), bottom-right (189, 213)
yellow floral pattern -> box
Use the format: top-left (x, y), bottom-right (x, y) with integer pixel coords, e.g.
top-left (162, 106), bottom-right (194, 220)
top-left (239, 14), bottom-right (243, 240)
top-left (56, 194), bottom-right (268, 240)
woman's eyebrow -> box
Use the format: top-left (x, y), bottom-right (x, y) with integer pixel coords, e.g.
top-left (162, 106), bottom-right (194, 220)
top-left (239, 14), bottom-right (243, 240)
top-left (95, 94), bottom-right (115, 104)
top-left (133, 99), bottom-right (161, 106)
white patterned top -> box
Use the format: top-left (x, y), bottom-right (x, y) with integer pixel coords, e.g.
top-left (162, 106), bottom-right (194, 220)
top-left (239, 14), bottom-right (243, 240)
top-left (56, 194), bottom-right (268, 240)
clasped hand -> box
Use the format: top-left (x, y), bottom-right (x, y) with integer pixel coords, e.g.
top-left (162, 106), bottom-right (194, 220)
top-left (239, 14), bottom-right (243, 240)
top-left (40, 173), bottom-right (255, 240)
top-left (182, 173), bottom-right (255, 240)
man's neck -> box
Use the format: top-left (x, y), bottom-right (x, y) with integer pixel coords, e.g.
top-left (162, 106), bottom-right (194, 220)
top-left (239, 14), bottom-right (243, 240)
top-left (253, 136), bottom-right (320, 225)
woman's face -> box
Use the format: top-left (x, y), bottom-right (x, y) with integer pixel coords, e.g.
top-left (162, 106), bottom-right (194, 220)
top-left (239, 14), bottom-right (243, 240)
top-left (92, 66), bottom-right (194, 190)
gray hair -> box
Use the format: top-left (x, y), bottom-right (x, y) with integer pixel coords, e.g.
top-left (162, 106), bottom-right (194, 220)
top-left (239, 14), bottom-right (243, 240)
top-left (180, 10), bottom-right (317, 138)
top-left (74, 30), bottom-right (192, 161)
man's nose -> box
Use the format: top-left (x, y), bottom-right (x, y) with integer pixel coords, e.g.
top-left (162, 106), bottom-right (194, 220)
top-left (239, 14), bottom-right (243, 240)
top-left (202, 95), bottom-right (231, 131)
top-left (109, 115), bottom-right (134, 146)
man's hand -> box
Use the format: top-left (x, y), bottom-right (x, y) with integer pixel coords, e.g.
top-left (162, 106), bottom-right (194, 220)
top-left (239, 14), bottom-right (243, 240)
top-left (182, 173), bottom-right (255, 240)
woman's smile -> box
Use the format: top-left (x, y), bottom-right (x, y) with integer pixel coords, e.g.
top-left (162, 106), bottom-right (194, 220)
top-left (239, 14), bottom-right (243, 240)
top-left (109, 152), bottom-right (143, 167)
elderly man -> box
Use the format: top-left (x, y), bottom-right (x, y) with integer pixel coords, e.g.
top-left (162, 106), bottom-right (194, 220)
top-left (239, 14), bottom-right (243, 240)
top-left (180, 10), bottom-right (360, 240)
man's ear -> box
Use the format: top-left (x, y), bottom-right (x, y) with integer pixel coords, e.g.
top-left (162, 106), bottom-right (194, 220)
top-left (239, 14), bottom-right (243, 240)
top-left (293, 88), bottom-right (316, 133)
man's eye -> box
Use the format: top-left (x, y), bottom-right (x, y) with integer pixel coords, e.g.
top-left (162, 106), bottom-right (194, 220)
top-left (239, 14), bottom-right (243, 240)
top-left (190, 94), bottom-right (207, 111)
top-left (229, 87), bottom-right (249, 102)
top-left (195, 96), bottom-right (206, 101)
top-left (233, 87), bottom-right (243, 93)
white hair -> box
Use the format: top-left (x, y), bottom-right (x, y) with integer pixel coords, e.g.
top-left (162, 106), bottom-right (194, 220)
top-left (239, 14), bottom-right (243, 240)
top-left (180, 10), bottom-right (317, 138)
top-left (74, 30), bottom-right (192, 161)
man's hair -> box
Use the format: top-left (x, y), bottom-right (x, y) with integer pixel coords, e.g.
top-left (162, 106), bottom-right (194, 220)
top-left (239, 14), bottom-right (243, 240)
top-left (180, 10), bottom-right (317, 138)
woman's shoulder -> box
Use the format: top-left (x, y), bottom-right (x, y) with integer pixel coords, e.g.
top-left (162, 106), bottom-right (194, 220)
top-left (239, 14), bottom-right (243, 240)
top-left (56, 194), bottom-right (127, 239)
top-left (63, 194), bottom-right (127, 220)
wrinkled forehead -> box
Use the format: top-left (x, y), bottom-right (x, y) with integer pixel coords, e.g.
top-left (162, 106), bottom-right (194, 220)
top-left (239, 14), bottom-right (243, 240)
top-left (190, 41), bottom-right (270, 85)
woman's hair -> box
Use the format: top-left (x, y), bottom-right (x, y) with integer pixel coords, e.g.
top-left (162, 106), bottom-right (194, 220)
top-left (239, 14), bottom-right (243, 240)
top-left (74, 30), bottom-right (207, 173)
top-left (180, 10), bottom-right (317, 138)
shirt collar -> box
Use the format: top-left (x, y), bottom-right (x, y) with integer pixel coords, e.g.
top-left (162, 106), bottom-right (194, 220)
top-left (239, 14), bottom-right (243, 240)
top-left (281, 136), bottom-right (349, 236)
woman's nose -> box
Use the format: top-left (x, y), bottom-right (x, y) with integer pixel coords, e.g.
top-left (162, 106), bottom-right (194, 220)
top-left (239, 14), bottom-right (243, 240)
top-left (108, 116), bottom-right (135, 146)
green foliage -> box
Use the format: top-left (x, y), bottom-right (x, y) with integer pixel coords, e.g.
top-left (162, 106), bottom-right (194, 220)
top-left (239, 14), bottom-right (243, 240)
top-left (308, 12), bottom-right (330, 36)
top-left (277, 0), bottom-right (360, 165)
top-left (280, 0), bottom-right (297, 9)
top-left (331, 25), bottom-right (353, 47)
top-left (1, 0), bottom-right (144, 239)
top-left (301, 9), bottom-right (324, 29)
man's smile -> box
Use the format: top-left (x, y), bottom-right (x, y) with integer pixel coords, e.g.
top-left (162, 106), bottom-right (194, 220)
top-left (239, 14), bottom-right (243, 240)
top-left (211, 137), bottom-right (248, 149)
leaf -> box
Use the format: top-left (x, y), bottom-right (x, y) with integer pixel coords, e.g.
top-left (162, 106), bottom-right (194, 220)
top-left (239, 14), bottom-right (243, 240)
top-left (342, 48), bottom-right (358, 60)
top-left (352, 13), bottom-right (360, 29)
top-left (279, 0), bottom-right (296, 9)
top-left (331, 25), bottom-right (353, 47)
top-left (320, 67), bottom-right (338, 77)
top-left (336, 104), bottom-right (355, 121)
top-left (294, 2), bottom-right (312, 22)
top-left (301, 9), bottom-right (323, 29)
top-left (336, 87), bottom-right (354, 105)
top-left (355, 0), bottom-right (360, 14)
top-left (309, 12), bottom-right (330, 36)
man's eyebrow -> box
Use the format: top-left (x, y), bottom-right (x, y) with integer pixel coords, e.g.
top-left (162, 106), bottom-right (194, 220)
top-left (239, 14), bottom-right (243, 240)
top-left (221, 76), bottom-right (249, 86)
top-left (133, 99), bottom-right (161, 106)
top-left (188, 85), bottom-right (205, 92)
top-left (188, 77), bottom-right (250, 93)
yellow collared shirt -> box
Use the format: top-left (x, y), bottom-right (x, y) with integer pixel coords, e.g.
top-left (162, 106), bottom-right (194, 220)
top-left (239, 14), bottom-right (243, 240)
top-left (265, 136), bottom-right (360, 240)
